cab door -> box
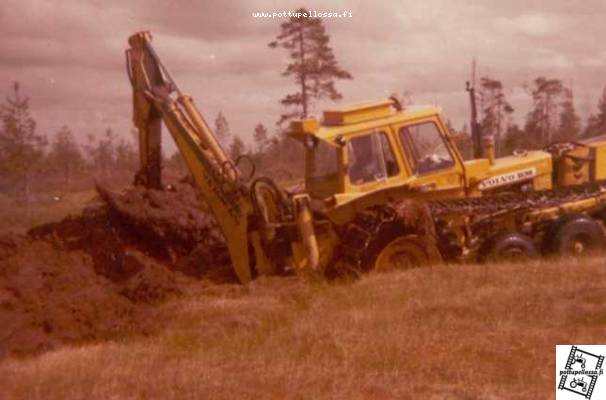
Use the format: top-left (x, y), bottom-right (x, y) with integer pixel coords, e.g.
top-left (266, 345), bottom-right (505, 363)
top-left (344, 129), bottom-right (403, 193)
top-left (394, 118), bottom-right (465, 196)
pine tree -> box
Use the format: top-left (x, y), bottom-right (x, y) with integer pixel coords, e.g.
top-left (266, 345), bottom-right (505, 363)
top-left (502, 124), bottom-right (527, 154)
top-left (253, 123), bottom-right (269, 154)
top-left (114, 137), bottom-right (138, 172)
top-left (85, 128), bottom-right (116, 178)
top-left (269, 7), bottom-right (352, 126)
top-left (214, 112), bottom-right (231, 147)
top-left (554, 87), bottom-right (580, 142)
top-left (48, 125), bottom-right (83, 184)
top-left (478, 77), bottom-right (514, 155)
top-left (583, 86), bottom-right (606, 138)
top-left (0, 82), bottom-right (46, 198)
top-left (524, 77), bottom-right (564, 147)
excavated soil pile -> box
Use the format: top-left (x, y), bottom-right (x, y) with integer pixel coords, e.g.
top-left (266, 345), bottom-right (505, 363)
top-left (0, 182), bottom-right (234, 358)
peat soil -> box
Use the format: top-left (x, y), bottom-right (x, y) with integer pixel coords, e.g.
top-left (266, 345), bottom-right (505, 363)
top-left (0, 182), bottom-right (234, 358)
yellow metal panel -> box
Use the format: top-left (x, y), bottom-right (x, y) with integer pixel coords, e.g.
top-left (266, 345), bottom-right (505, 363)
top-left (290, 118), bottom-right (320, 137)
top-left (463, 159), bottom-right (490, 195)
top-left (557, 146), bottom-right (591, 186)
top-left (477, 151), bottom-right (553, 192)
top-left (308, 104), bottom-right (442, 143)
top-left (323, 100), bottom-right (394, 125)
top-left (593, 144), bottom-right (606, 181)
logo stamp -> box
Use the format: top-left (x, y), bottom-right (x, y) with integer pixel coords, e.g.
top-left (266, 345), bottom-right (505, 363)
top-left (557, 345), bottom-right (605, 399)
top-left (478, 167), bottom-right (536, 191)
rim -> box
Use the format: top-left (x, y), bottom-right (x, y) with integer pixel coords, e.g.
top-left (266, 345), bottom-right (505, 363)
top-left (567, 234), bottom-right (593, 255)
top-left (374, 236), bottom-right (428, 271)
top-left (572, 240), bottom-right (585, 254)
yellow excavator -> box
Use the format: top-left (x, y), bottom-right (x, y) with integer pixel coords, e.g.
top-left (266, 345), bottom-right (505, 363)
top-left (126, 31), bottom-right (606, 283)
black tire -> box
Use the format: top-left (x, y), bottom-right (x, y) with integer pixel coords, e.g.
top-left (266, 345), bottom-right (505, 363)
top-left (362, 222), bottom-right (406, 270)
top-left (481, 232), bottom-right (538, 263)
top-left (363, 222), bottom-right (440, 271)
top-left (550, 215), bottom-right (605, 256)
top-left (571, 381), bottom-right (577, 388)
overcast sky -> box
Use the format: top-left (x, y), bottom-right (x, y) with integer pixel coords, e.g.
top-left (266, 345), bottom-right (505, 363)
top-left (2, 0), bottom-right (606, 154)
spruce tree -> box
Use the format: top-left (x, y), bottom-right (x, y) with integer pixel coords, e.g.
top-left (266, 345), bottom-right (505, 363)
top-left (214, 112), bottom-right (231, 148)
top-left (48, 125), bottom-right (83, 184)
top-left (0, 82), bottom-right (46, 198)
top-left (253, 123), bottom-right (269, 154)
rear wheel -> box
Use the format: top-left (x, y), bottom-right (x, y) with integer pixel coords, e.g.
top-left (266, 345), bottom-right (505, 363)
top-left (481, 232), bottom-right (538, 263)
top-left (550, 215), bottom-right (605, 256)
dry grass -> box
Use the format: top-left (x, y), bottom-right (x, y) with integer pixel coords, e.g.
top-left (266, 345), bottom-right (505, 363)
top-left (1, 257), bottom-right (606, 399)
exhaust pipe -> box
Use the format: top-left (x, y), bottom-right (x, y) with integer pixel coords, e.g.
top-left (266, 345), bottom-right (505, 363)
top-left (293, 195), bottom-right (320, 274)
top-left (483, 134), bottom-right (496, 165)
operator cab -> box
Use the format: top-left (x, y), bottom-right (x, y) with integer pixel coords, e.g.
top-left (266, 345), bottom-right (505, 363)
top-left (290, 99), bottom-right (465, 200)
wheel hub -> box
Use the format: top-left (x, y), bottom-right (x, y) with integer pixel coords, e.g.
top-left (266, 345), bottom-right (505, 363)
top-left (572, 240), bottom-right (585, 255)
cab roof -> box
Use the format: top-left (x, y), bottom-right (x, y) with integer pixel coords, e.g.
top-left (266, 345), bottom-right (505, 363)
top-left (289, 100), bottom-right (442, 144)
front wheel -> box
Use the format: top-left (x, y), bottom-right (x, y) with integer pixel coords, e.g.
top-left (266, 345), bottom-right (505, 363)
top-left (364, 225), bottom-right (441, 272)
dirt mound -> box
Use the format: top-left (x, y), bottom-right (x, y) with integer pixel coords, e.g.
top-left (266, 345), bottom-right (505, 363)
top-left (96, 183), bottom-right (223, 258)
top-left (30, 182), bottom-right (234, 280)
top-left (0, 182), bottom-right (234, 358)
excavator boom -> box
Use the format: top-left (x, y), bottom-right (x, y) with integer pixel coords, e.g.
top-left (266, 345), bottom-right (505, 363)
top-left (126, 31), bottom-right (254, 282)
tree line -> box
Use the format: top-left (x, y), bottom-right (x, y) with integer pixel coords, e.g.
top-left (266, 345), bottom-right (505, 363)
top-left (0, 83), bottom-right (138, 199)
top-left (466, 76), bottom-right (606, 158)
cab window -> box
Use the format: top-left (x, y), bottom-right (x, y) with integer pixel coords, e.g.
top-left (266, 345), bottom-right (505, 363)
top-left (399, 122), bottom-right (454, 174)
top-left (348, 131), bottom-right (399, 185)
top-left (309, 139), bottom-right (338, 180)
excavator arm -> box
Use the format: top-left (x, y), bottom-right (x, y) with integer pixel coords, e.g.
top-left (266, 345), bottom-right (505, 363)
top-left (126, 31), bottom-right (254, 282)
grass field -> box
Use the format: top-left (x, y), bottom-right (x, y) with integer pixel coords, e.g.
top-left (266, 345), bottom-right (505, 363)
top-left (1, 257), bottom-right (605, 399)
